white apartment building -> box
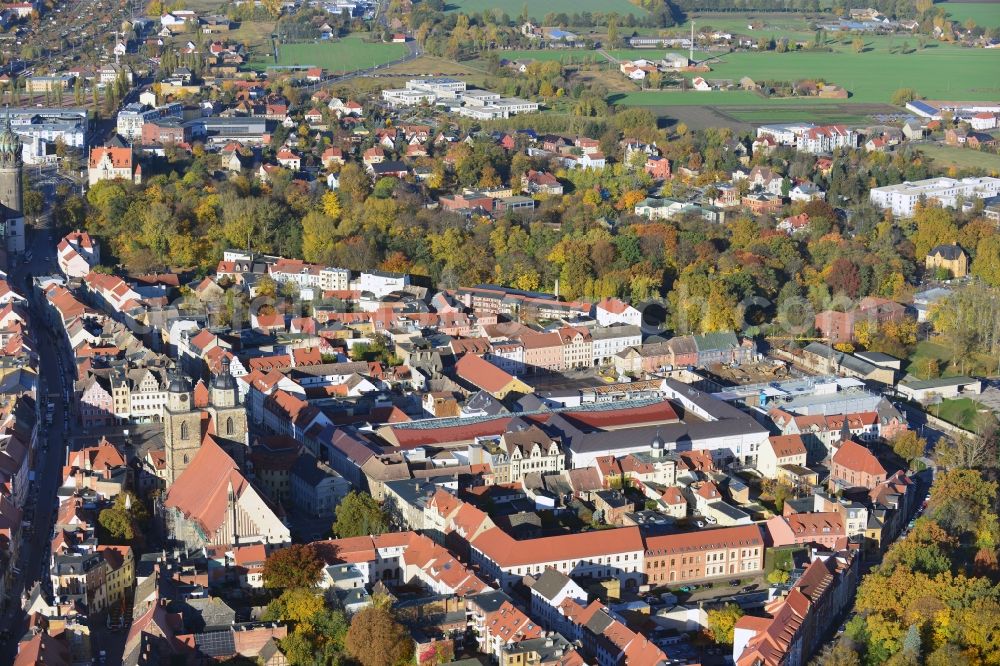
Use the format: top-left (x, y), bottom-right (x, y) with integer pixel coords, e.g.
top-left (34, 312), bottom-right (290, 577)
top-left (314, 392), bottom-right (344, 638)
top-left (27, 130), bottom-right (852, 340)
top-left (595, 298), bottom-right (642, 327)
top-left (358, 270), bottom-right (409, 298)
top-left (406, 77), bottom-right (467, 98)
top-left (268, 259), bottom-right (350, 291)
top-left (486, 339), bottom-right (525, 376)
top-left (591, 324), bottom-right (642, 365)
top-left (116, 102), bottom-right (183, 141)
top-left (455, 97), bottom-right (540, 120)
top-left (755, 123), bottom-right (815, 145)
top-left (869, 177), bottom-right (1000, 217)
top-left (381, 88), bottom-right (438, 107)
top-left (795, 125), bottom-right (854, 154)
top-left (461, 90), bottom-right (501, 106)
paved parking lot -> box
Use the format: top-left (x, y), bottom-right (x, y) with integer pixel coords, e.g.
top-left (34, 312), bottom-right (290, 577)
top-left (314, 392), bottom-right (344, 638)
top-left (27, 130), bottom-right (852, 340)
top-left (970, 387), bottom-right (1000, 414)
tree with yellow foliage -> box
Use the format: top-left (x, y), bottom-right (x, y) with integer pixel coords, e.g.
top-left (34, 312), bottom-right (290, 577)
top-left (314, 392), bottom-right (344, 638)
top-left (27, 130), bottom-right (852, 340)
top-left (322, 190), bottom-right (342, 219)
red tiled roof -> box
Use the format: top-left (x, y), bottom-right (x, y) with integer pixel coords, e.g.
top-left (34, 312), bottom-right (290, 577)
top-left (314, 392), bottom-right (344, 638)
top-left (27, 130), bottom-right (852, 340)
top-left (472, 526), bottom-right (643, 567)
top-left (163, 436), bottom-right (250, 537)
top-left (454, 353), bottom-right (518, 394)
top-left (832, 440), bottom-right (886, 477)
top-left (768, 434), bottom-right (806, 458)
top-left (644, 524), bottom-right (763, 555)
top-left (89, 146), bottom-right (133, 169)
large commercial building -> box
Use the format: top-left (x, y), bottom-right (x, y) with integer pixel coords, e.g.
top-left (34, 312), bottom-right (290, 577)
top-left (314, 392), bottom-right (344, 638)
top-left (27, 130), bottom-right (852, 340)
top-left (381, 78), bottom-right (538, 119)
top-left (8, 107), bottom-right (89, 164)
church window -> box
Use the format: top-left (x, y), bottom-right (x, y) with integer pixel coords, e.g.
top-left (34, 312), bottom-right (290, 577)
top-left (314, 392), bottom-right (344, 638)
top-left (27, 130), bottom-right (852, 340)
top-left (226, 417), bottom-right (234, 435)
top-left (180, 421), bottom-right (189, 440)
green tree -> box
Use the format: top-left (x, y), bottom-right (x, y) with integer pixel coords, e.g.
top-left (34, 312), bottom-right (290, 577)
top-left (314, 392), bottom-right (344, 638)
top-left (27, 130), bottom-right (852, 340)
top-left (891, 88), bottom-right (918, 106)
top-left (812, 640), bottom-right (862, 666)
top-left (912, 205), bottom-right (958, 259)
top-left (333, 491), bottom-right (389, 537)
top-left (707, 603), bottom-right (744, 645)
top-left (97, 492), bottom-right (148, 541)
top-left (767, 569), bottom-right (790, 584)
top-left (345, 605), bottom-right (413, 666)
top-left (890, 431), bottom-right (927, 464)
top-left (22, 189), bottom-right (44, 226)
top-left (971, 235), bottom-right (1000, 287)
top-left (263, 544), bottom-right (324, 589)
top-left (301, 211), bottom-right (337, 264)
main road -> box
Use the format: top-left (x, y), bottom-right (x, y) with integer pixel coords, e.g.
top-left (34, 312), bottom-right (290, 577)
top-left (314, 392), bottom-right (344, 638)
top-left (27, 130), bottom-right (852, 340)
top-left (0, 177), bottom-right (99, 662)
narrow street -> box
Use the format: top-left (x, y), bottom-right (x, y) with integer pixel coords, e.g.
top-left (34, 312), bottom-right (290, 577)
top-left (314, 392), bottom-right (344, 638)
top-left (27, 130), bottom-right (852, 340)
top-left (0, 176), bottom-right (118, 663)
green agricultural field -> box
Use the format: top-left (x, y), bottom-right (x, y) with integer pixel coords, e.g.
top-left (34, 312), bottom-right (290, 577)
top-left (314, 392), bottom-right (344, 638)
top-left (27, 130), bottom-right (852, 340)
top-left (444, 0), bottom-right (647, 18)
top-left (615, 39), bottom-right (1000, 106)
top-left (677, 12), bottom-right (821, 40)
top-left (917, 144), bottom-right (1000, 175)
top-left (271, 35), bottom-right (408, 73)
top-left (943, 2), bottom-right (1000, 28)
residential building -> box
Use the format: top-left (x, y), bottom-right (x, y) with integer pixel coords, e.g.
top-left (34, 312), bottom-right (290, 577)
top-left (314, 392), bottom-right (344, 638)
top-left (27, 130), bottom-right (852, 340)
top-left (828, 440), bottom-right (887, 492)
top-left (469, 425), bottom-right (565, 485)
top-left (643, 524), bottom-right (765, 585)
top-left (88, 146), bottom-right (141, 185)
top-left (734, 550), bottom-right (860, 666)
top-left (869, 177), bottom-right (1000, 217)
top-left (925, 243), bottom-right (968, 278)
top-left (756, 434), bottom-right (807, 479)
top-left (470, 526), bottom-right (646, 591)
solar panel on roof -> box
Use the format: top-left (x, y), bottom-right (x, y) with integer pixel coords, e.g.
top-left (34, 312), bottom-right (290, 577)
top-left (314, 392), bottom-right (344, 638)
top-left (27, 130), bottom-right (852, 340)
top-left (195, 631), bottom-right (236, 657)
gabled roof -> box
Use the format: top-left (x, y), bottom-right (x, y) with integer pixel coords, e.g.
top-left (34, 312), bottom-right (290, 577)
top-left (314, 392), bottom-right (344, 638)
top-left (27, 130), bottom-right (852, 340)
top-left (767, 434), bottom-right (806, 458)
top-left (163, 436), bottom-right (250, 537)
top-left (454, 353), bottom-right (519, 394)
top-left (832, 440), bottom-right (886, 477)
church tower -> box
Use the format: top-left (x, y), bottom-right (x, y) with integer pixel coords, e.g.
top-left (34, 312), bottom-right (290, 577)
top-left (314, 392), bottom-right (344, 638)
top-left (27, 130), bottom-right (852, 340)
top-left (163, 359), bottom-right (248, 485)
top-left (207, 358), bottom-right (247, 445)
top-left (163, 374), bottom-right (202, 485)
top-left (0, 113), bottom-right (24, 260)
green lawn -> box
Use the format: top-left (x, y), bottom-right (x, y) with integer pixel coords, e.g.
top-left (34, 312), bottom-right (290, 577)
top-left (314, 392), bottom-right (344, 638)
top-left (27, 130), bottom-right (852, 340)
top-left (270, 35), bottom-right (408, 73)
top-left (905, 340), bottom-right (955, 379)
top-left (615, 39), bottom-right (1000, 106)
top-left (765, 546), bottom-right (806, 575)
top-left (444, 0), bottom-right (647, 18)
top-left (934, 398), bottom-right (984, 430)
top-left (943, 2), bottom-right (1000, 28)
top-left (919, 143), bottom-right (1000, 175)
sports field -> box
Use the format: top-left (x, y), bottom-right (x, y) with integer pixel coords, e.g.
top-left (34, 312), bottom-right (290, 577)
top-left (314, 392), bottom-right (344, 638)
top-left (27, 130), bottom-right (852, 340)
top-left (274, 35), bottom-right (408, 73)
top-left (444, 0), bottom-right (646, 18)
top-left (943, 2), bottom-right (1000, 28)
top-left (615, 38), bottom-right (1000, 106)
